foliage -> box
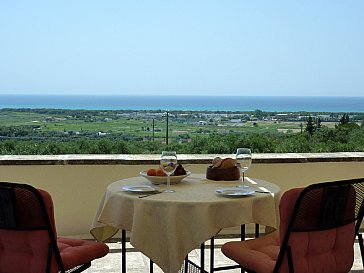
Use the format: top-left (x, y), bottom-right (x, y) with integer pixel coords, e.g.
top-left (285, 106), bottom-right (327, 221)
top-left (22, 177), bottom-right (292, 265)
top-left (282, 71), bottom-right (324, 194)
top-left (1, 109), bottom-right (364, 155)
top-left (2, 124), bottom-right (364, 155)
top-left (339, 114), bottom-right (350, 126)
top-left (305, 116), bottom-right (316, 136)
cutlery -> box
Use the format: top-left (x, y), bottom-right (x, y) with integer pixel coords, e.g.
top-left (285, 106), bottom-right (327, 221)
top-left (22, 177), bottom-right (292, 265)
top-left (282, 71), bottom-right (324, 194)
top-left (254, 190), bottom-right (271, 194)
top-left (138, 191), bottom-right (162, 198)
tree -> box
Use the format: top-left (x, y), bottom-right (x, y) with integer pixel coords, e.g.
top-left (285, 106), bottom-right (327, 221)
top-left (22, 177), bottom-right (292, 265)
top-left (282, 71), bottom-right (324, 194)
top-left (339, 114), bottom-right (350, 126)
top-left (316, 117), bottom-right (322, 131)
top-left (254, 109), bottom-right (264, 119)
top-left (114, 141), bottom-right (129, 154)
top-left (337, 113), bottom-right (360, 130)
top-left (305, 116), bottom-right (315, 136)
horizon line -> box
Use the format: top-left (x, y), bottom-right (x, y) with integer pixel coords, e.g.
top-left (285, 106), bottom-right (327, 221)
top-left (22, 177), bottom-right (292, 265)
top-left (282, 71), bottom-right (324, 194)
top-left (0, 94), bottom-right (364, 98)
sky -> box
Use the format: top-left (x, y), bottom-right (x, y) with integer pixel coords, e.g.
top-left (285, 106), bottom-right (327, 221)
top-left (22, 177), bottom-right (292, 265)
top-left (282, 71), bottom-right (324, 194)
top-left (0, 1), bottom-right (363, 97)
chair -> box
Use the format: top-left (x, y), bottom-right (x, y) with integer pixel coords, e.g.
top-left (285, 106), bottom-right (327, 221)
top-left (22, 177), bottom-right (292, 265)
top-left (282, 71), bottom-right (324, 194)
top-left (221, 177), bottom-right (364, 273)
top-left (0, 181), bottom-right (109, 273)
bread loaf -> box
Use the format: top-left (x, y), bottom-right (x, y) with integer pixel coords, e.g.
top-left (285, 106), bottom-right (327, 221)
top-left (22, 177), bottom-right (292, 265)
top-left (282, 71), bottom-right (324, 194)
top-left (220, 158), bottom-right (236, 169)
top-left (211, 157), bottom-right (236, 169)
top-left (212, 157), bottom-right (222, 168)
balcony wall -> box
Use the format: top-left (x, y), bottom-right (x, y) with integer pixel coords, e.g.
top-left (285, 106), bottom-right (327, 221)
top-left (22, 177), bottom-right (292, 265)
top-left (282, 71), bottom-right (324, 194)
top-left (1, 152), bottom-right (364, 238)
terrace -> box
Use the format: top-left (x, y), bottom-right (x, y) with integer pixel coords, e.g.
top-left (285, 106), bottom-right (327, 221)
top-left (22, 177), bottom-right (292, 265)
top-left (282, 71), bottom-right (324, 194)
top-left (84, 236), bottom-right (364, 272)
top-left (1, 152), bottom-right (364, 272)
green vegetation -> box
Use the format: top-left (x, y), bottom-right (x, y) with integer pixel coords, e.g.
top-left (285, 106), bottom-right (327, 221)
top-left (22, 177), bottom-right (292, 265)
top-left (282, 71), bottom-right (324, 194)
top-left (0, 108), bottom-right (363, 155)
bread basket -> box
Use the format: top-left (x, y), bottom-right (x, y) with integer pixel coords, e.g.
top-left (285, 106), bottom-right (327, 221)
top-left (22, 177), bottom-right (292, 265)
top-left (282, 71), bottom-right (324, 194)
top-left (206, 166), bottom-right (240, 181)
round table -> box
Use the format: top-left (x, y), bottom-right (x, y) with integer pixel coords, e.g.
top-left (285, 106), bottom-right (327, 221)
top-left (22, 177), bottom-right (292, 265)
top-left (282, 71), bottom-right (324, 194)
top-left (90, 174), bottom-right (281, 273)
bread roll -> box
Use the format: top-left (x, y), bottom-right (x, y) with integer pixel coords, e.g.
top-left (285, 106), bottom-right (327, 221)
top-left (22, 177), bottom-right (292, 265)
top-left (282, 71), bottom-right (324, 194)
top-left (220, 158), bottom-right (236, 169)
top-left (212, 157), bottom-right (222, 168)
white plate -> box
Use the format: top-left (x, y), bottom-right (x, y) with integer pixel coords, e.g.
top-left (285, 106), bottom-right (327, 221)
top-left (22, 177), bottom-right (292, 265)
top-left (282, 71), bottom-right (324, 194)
top-left (216, 187), bottom-right (255, 197)
top-left (140, 171), bottom-right (191, 185)
top-left (122, 185), bottom-right (158, 193)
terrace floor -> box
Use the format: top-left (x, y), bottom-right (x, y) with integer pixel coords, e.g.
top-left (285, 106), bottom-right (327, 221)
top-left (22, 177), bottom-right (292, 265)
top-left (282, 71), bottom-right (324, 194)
top-left (84, 236), bottom-right (364, 273)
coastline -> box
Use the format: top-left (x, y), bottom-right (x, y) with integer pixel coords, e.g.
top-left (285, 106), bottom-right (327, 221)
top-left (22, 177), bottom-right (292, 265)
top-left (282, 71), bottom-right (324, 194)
top-left (0, 95), bottom-right (364, 113)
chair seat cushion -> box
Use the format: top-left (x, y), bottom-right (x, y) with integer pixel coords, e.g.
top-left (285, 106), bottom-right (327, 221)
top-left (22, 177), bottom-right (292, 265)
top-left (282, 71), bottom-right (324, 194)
top-left (221, 231), bottom-right (279, 273)
top-left (57, 237), bottom-right (109, 270)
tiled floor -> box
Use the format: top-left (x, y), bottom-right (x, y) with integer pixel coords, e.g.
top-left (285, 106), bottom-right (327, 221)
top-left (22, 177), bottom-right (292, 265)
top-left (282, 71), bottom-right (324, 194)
top-left (85, 237), bottom-right (364, 273)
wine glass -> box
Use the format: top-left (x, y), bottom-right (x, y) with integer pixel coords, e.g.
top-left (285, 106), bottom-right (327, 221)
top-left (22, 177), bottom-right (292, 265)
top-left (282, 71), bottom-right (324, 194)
top-left (235, 148), bottom-right (252, 188)
top-left (160, 151), bottom-right (178, 193)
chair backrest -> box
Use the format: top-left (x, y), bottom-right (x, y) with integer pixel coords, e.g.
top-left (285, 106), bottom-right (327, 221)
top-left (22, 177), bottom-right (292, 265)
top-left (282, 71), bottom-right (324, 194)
top-left (0, 182), bottom-right (64, 273)
top-left (275, 178), bottom-right (364, 273)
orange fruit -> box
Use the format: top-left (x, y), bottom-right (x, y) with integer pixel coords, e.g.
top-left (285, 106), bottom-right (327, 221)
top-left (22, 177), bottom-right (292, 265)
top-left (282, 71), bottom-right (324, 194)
top-left (147, 168), bottom-right (157, 176)
top-left (156, 168), bottom-right (167, 176)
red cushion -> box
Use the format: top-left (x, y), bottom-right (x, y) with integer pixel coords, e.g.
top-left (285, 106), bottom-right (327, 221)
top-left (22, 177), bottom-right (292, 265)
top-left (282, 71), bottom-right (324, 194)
top-left (278, 223), bottom-right (355, 273)
top-left (222, 187), bottom-right (356, 273)
top-left (0, 188), bottom-right (108, 273)
top-left (0, 233), bottom-right (109, 273)
top-left (57, 237), bottom-right (109, 270)
top-left (0, 188), bottom-right (60, 273)
top-left (0, 230), bottom-right (54, 273)
top-left (278, 187), bottom-right (355, 273)
top-left (222, 231), bottom-right (279, 273)
top-left (38, 189), bottom-right (57, 237)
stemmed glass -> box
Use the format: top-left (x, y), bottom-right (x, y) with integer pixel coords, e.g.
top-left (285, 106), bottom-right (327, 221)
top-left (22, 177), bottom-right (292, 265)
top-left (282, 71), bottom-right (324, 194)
top-left (160, 151), bottom-right (178, 193)
top-left (235, 148), bottom-right (252, 188)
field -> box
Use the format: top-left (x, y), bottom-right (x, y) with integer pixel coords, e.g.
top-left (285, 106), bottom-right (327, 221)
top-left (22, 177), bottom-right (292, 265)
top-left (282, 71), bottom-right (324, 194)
top-left (0, 110), bottom-right (299, 139)
top-left (1, 109), bottom-right (363, 154)
top-left (0, 109), bottom-right (343, 142)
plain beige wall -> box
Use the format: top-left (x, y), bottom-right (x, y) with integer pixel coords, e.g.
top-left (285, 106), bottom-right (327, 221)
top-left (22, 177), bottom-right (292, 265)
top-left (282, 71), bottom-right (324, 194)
top-left (1, 161), bottom-right (364, 237)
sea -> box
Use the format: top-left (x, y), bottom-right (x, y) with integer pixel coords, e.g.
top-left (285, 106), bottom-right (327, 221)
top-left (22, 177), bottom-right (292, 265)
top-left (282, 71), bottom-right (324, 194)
top-left (0, 95), bottom-right (363, 113)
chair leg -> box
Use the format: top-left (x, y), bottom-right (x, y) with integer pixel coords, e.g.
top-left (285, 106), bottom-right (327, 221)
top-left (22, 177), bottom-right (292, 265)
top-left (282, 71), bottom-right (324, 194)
top-left (241, 224), bottom-right (245, 241)
top-left (210, 237), bottom-right (214, 273)
top-left (150, 259), bottom-right (154, 273)
top-left (255, 224), bottom-right (259, 238)
top-left (358, 233), bottom-right (364, 268)
top-left (209, 225), bottom-right (246, 272)
top-left (185, 255), bottom-right (189, 273)
top-left (200, 242), bottom-right (205, 273)
top-left (122, 229), bottom-right (126, 273)
top-left (241, 224), bottom-right (245, 273)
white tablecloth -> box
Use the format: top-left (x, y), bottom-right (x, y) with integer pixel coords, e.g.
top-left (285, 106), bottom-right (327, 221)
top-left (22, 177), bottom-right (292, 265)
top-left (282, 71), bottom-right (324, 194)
top-left (90, 174), bottom-right (281, 273)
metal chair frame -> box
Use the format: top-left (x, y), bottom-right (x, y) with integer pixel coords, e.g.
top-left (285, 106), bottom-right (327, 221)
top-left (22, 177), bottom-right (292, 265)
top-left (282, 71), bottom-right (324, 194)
top-left (224, 178), bottom-right (364, 273)
top-left (0, 181), bottom-right (91, 273)
top-left (274, 178), bottom-right (364, 273)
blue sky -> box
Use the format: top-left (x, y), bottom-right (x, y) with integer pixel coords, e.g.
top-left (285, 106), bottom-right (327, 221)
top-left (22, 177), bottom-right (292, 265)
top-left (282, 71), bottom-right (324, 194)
top-left (0, 1), bottom-right (363, 96)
